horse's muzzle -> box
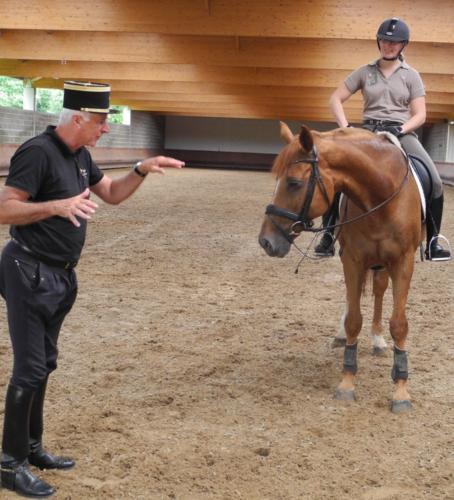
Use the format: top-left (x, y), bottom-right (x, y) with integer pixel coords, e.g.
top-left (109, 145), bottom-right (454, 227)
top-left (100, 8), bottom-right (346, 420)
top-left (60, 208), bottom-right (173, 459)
top-left (258, 233), bottom-right (291, 258)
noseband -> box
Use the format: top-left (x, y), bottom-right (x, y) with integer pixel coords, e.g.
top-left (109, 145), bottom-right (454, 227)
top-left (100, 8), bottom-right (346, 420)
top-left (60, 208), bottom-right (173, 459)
top-left (265, 146), bottom-right (330, 241)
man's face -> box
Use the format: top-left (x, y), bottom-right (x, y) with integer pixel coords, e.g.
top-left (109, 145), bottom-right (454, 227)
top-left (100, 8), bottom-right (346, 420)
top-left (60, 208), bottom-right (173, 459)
top-left (79, 113), bottom-right (110, 147)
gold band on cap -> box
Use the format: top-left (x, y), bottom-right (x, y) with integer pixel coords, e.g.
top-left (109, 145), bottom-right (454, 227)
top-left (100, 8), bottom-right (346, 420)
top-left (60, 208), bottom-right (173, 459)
top-left (64, 82), bottom-right (111, 92)
top-left (80, 107), bottom-right (110, 113)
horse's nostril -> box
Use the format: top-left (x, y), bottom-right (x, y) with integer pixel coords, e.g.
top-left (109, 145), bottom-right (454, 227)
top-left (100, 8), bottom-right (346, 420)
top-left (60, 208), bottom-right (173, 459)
top-left (259, 236), bottom-right (272, 253)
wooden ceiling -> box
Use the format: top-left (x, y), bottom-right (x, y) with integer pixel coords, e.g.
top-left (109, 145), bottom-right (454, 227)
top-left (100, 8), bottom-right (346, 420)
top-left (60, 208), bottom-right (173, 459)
top-left (0, 0), bottom-right (453, 123)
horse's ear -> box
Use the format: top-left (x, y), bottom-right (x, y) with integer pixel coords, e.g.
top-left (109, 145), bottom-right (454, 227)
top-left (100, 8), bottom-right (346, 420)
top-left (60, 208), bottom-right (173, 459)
top-left (279, 121), bottom-right (294, 144)
top-left (299, 125), bottom-right (314, 152)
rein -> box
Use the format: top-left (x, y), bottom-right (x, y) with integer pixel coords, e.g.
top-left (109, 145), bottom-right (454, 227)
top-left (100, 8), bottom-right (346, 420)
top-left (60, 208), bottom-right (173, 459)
top-left (265, 146), bottom-right (411, 243)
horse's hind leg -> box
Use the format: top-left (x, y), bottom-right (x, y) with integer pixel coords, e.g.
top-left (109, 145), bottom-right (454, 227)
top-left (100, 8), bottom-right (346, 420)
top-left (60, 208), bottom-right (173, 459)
top-left (335, 259), bottom-right (366, 402)
top-left (371, 269), bottom-right (389, 356)
top-left (388, 257), bottom-right (414, 413)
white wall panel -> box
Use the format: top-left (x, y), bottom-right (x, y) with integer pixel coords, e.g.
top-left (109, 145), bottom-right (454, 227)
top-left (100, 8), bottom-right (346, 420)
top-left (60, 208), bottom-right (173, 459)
top-left (165, 116), bottom-right (335, 154)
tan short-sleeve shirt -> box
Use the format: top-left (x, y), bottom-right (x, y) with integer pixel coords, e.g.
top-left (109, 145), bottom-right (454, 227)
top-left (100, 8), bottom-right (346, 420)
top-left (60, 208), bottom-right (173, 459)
top-left (344, 59), bottom-right (425, 123)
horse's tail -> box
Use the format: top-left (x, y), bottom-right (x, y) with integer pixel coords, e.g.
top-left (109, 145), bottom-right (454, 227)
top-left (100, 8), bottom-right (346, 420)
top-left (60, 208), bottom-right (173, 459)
top-left (363, 268), bottom-right (386, 297)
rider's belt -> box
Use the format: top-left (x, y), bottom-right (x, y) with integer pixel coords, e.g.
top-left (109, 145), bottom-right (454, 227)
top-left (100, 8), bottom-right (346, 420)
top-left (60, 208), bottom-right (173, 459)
top-left (363, 119), bottom-right (403, 126)
top-left (11, 238), bottom-right (77, 270)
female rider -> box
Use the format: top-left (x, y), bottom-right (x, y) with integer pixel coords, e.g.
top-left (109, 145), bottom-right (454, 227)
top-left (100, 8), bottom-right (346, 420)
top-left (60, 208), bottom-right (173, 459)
top-left (315, 17), bottom-right (450, 261)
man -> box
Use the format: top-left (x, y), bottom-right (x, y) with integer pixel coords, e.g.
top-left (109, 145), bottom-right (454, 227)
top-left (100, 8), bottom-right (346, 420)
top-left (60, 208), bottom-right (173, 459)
top-left (0, 81), bottom-right (184, 497)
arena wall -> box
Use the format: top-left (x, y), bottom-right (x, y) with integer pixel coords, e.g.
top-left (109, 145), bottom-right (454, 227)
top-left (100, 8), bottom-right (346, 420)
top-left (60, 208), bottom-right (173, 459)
top-left (0, 107), bottom-right (164, 174)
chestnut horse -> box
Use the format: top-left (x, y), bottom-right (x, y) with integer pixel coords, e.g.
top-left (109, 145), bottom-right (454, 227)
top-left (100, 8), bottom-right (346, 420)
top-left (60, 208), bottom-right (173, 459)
top-left (258, 123), bottom-right (423, 413)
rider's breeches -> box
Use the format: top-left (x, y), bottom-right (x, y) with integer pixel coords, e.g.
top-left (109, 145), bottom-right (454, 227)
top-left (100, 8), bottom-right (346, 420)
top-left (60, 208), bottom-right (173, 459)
top-left (0, 241), bottom-right (78, 390)
top-left (399, 134), bottom-right (443, 198)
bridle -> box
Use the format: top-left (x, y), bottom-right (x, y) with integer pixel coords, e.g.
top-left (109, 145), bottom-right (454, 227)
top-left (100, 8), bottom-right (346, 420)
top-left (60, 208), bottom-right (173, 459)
top-left (265, 145), bottom-right (330, 242)
top-left (265, 144), bottom-right (411, 244)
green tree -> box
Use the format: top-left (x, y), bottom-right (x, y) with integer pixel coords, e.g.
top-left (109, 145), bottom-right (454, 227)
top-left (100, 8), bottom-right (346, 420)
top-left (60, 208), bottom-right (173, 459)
top-left (36, 88), bottom-right (63, 114)
top-left (0, 76), bottom-right (23, 108)
top-left (1, 76), bottom-right (127, 123)
top-left (108, 105), bottom-right (124, 124)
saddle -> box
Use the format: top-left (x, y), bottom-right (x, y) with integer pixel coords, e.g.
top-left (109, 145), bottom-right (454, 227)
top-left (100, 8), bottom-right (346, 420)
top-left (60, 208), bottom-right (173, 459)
top-left (377, 132), bottom-right (432, 222)
top-left (408, 154), bottom-right (433, 222)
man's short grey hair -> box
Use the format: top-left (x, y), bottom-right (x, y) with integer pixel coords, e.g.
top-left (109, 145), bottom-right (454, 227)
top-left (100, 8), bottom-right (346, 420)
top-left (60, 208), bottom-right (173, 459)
top-left (58, 108), bottom-right (91, 125)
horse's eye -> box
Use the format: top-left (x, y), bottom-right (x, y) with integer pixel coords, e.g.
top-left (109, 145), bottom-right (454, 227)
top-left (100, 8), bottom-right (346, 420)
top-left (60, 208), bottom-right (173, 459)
top-left (287, 178), bottom-right (304, 189)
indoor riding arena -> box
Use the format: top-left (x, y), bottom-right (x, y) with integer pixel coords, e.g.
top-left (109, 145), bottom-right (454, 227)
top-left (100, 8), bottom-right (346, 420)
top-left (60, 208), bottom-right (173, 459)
top-left (0, 2), bottom-right (453, 499)
top-left (2, 168), bottom-right (453, 500)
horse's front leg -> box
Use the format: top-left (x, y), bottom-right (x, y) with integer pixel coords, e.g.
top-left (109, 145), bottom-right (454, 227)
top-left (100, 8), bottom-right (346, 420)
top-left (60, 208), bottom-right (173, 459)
top-left (335, 258), bottom-right (366, 401)
top-left (388, 256), bottom-right (415, 413)
top-left (371, 269), bottom-right (389, 356)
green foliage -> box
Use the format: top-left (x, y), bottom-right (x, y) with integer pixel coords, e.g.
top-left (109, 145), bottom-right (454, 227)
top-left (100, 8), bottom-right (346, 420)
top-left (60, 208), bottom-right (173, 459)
top-left (36, 88), bottom-right (63, 114)
top-left (0, 77), bottom-right (128, 124)
top-left (109, 106), bottom-right (124, 124)
top-left (0, 76), bottom-right (23, 108)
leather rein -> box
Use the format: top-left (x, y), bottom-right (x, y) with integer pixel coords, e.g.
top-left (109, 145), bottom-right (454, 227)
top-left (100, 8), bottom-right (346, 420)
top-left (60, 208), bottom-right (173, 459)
top-left (265, 145), bottom-right (410, 243)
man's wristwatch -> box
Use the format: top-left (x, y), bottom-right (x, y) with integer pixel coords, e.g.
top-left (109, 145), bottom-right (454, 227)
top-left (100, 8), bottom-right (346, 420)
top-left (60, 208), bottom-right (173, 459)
top-left (133, 161), bottom-right (147, 178)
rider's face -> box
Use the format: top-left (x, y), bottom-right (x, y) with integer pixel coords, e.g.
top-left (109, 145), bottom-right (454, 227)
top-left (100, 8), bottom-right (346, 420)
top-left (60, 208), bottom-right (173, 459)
top-left (378, 39), bottom-right (405, 59)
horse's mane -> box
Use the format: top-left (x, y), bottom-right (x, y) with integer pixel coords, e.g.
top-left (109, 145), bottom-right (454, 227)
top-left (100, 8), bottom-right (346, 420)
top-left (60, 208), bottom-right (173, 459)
top-left (271, 128), bottom-right (393, 178)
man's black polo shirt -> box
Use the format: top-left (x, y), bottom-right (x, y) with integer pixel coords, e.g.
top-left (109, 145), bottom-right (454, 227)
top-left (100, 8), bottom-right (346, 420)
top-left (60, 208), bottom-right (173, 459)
top-left (6, 125), bottom-right (104, 264)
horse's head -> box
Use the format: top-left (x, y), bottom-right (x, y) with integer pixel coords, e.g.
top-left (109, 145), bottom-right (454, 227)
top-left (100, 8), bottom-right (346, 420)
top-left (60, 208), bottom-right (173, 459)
top-left (258, 122), bottom-right (334, 257)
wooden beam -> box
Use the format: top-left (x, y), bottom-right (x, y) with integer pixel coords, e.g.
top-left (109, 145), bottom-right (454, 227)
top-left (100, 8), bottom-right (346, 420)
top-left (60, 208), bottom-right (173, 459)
top-left (111, 91), bottom-right (363, 108)
top-left (34, 78), bottom-right (454, 101)
top-left (120, 103), bottom-right (366, 122)
top-left (1, 30), bottom-right (452, 73)
top-left (2, 61), bottom-right (453, 93)
top-left (0, 0), bottom-right (452, 43)
top-left (109, 90), bottom-right (453, 108)
top-left (112, 98), bottom-right (453, 120)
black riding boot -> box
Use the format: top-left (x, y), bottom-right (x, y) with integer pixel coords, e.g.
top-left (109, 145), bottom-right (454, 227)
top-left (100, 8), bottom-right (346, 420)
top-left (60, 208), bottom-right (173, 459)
top-left (1, 383), bottom-right (55, 497)
top-left (314, 194), bottom-right (339, 257)
top-left (426, 194), bottom-right (451, 261)
top-left (28, 377), bottom-right (75, 471)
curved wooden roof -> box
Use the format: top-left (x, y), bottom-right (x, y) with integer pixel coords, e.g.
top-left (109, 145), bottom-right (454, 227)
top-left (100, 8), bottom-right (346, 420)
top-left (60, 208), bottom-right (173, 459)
top-left (0, 0), bottom-right (453, 123)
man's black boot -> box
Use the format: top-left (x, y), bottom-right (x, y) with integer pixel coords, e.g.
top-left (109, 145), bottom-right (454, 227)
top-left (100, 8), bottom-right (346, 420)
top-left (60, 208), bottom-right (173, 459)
top-left (29, 441), bottom-right (75, 471)
top-left (425, 194), bottom-right (451, 261)
top-left (28, 378), bottom-right (75, 471)
top-left (1, 383), bottom-right (55, 497)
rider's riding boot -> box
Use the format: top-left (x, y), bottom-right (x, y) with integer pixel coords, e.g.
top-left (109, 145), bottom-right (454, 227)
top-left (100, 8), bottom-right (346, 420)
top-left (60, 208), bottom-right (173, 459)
top-left (314, 230), bottom-right (335, 257)
top-left (314, 199), bottom-right (338, 257)
top-left (28, 377), bottom-right (75, 471)
top-left (1, 383), bottom-right (55, 497)
top-left (425, 194), bottom-right (451, 261)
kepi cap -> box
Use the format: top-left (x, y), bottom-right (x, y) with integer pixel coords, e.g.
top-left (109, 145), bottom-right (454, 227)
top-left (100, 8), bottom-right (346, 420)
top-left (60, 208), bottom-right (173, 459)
top-left (63, 81), bottom-right (119, 114)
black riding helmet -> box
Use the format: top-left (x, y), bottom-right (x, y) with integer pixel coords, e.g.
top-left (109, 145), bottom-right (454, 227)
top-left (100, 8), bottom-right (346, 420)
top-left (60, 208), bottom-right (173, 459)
top-left (376, 18), bottom-right (410, 60)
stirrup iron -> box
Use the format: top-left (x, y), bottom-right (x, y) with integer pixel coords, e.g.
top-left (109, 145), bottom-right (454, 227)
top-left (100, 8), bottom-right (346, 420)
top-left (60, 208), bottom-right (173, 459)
top-left (427, 234), bottom-right (452, 262)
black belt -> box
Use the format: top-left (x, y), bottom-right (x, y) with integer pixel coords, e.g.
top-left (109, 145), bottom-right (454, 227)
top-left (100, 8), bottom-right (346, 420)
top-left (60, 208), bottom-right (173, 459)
top-left (363, 119), bottom-right (403, 126)
top-left (11, 239), bottom-right (77, 270)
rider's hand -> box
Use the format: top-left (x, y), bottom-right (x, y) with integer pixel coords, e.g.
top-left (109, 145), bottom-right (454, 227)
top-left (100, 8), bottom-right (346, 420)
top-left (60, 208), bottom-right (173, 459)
top-left (383, 125), bottom-right (404, 138)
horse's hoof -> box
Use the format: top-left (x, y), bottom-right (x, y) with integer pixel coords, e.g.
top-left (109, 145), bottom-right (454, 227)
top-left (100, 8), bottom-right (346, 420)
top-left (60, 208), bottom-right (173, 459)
top-left (332, 338), bottom-right (347, 348)
top-left (391, 400), bottom-right (413, 414)
top-left (372, 346), bottom-right (387, 356)
top-left (334, 388), bottom-right (356, 401)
